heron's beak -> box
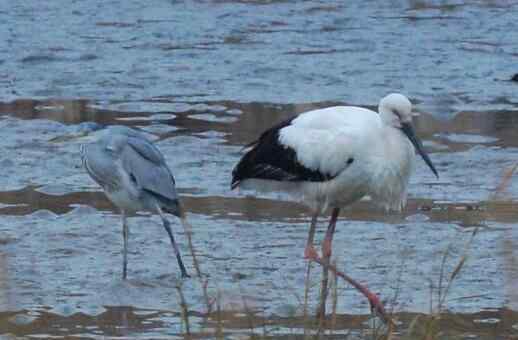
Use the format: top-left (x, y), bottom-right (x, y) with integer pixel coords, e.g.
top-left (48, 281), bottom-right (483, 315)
top-left (48, 122), bottom-right (105, 143)
top-left (49, 131), bottom-right (90, 143)
top-left (401, 122), bottom-right (439, 178)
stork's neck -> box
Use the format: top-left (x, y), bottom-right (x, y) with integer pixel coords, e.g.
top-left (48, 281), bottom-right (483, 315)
top-left (378, 106), bottom-right (401, 129)
top-left (369, 126), bottom-right (415, 212)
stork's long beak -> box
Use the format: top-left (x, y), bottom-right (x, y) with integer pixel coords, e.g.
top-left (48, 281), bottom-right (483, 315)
top-left (401, 122), bottom-right (439, 178)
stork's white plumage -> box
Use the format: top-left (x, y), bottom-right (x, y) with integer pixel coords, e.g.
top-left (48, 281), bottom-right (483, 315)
top-left (231, 93), bottom-right (438, 319)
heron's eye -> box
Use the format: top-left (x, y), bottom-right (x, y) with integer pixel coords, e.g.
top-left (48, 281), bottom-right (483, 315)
top-left (347, 157), bottom-right (354, 165)
top-left (392, 109), bottom-right (402, 120)
top-left (129, 173), bottom-right (137, 184)
top-left (105, 145), bottom-right (116, 153)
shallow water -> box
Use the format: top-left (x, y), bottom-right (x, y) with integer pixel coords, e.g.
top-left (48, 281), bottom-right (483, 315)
top-left (3, 0), bottom-right (518, 338)
top-left (2, 0), bottom-right (518, 114)
top-left (1, 98), bottom-right (518, 338)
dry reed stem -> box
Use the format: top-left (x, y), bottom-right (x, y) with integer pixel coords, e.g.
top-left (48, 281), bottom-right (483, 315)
top-left (215, 290), bottom-right (224, 340)
top-left (493, 162), bottom-right (518, 198)
top-left (240, 293), bottom-right (257, 338)
top-left (437, 245), bottom-right (451, 311)
top-left (330, 259), bottom-right (338, 333)
top-left (303, 260), bottom-right (315, 340)
top-left (404, 227), bottom-right (479, 340)
top-left (175, 282), bottom-right (191, 338)
top-left (180, 216), bottom-right (214, 313)
top-left (438, 227), bottom-right (478, 311)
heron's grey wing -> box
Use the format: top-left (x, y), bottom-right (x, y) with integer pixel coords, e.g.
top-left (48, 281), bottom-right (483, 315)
top-left (82, 143), bottom-right (119, 190)
top-left (126, 136), bottom-right (167, 166)
top-left (121, 143), bottom-right (178, 202)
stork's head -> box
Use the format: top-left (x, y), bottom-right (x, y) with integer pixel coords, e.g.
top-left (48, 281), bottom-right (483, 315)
top-left (378, 93), bottom-right (413, 128)
top-left (379, 93), bottom-right (438, 178)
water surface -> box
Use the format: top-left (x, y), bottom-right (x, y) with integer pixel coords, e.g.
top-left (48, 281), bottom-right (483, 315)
top-left (2, 0), bottom-right (518, 338)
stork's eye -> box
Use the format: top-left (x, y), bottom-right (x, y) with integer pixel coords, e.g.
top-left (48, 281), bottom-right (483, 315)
top-left (392, 109), bottom-right (402, 120)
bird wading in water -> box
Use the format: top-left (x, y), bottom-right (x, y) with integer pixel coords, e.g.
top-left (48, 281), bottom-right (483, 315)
top-left (81, 125), bottom-right (191, 279)
top-left (231, 93), bottom-right (438, 318)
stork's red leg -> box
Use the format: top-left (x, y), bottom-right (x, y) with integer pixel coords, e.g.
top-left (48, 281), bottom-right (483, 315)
top-left (317, 207), bottom-right (340, 318)
top-left (304, 212), bottom-right (319, 259)
top-left (305, 249), bottom-right (392, 326)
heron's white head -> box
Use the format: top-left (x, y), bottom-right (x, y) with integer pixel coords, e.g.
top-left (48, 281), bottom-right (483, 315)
top-left (378, 93), bottom-right (413, 128)
top-left (378, 93), bottom-right (438, 178)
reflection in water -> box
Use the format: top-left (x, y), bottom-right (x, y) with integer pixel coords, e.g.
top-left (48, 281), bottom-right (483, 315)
top-left (0, 253), bottom-right (8, 312)
top-left (0, 306), bottom-right (167, 338)
top-left (2, 98), bottom-right (518, 338)
top-left (0, 99), bottom-right (99, 124)
top-left (3, 0), bottom-right (518, 335)
top-left (1, 306), bottom-right (517, 339)
top-left (3, 98), bottom-right (518, 151)
top-left (0, 95), bottom-right (517, 229)
top-left (3, 185), bottom-right (518, 228)
top-left (504, 225), bottom-right (518, 311)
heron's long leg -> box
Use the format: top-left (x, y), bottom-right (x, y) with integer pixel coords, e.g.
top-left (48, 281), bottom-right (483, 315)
top-left (157, 206), bottom-right (190, 278)
top-left (304, 212), bottom-right (319, 259)
top-left (122, 212), bottom-right (129, 280)
top-left (317, 207), bottom-right (340, 318)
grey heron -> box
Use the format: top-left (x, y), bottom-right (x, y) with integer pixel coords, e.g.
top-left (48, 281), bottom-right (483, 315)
top-left (231, 93), bottom-right (438, 319)
top-left (80, 125), bottom-right (190, 279)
